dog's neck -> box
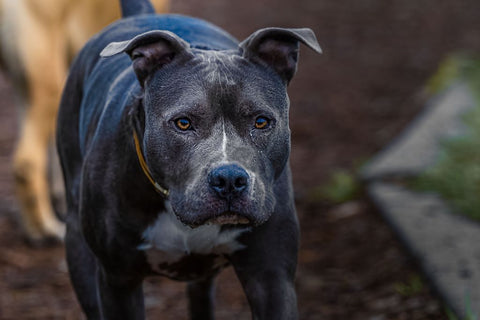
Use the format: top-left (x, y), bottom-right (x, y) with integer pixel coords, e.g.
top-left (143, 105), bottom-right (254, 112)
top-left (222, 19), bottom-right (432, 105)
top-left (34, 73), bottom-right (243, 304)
top-left (132, 129), bottom-right (170, 197)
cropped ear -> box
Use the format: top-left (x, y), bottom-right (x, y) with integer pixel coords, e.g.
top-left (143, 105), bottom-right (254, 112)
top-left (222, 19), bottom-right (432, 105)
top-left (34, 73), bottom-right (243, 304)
top-left (100, 30), bottom-right (193, 86)
top-left (240, 28), bottom-right (322, 83)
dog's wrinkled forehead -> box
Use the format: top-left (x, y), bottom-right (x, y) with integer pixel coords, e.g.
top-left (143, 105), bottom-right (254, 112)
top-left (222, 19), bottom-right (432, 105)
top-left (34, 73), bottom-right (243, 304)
top-left (193, 50), bottom-right (241, 86)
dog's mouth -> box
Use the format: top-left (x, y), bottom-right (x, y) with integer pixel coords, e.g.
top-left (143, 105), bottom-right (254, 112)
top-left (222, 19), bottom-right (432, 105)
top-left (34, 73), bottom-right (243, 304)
top-left (171, 204), bottom-right (254, 228)
top-left (204, 212), bottom-right (251, 226)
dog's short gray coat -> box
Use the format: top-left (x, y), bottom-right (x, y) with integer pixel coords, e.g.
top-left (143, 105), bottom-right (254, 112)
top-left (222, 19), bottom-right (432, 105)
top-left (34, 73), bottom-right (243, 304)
top-left (57, 1), bottom-right (321, 318)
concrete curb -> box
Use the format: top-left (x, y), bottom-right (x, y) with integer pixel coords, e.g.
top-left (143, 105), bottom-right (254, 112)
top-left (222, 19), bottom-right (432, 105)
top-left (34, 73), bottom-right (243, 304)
top-left (362, 82), bottom-right (475, 180)
top-left (368, 182), bottom-right (480, 317)
top-left (361, 82), bottom-right (479, 318)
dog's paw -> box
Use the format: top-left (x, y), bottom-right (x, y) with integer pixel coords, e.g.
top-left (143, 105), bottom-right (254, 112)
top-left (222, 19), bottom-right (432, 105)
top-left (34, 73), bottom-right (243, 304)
top-left (23, 219), bottom-right (65, 247)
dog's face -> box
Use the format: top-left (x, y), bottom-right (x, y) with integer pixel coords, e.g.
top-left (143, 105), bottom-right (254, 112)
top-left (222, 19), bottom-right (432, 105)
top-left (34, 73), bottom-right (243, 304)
top-left (142, 50), bottom-right (289, 227)
top-left (101, 29), bottom-right (321, 227)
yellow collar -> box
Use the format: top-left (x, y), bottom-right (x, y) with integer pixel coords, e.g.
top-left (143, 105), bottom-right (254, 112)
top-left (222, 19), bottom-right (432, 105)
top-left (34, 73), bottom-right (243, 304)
top-left (133, 130), bottom-right (169, 197)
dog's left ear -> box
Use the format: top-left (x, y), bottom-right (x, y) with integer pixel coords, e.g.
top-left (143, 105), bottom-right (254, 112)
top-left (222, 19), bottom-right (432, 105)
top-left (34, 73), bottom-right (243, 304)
top-left (101, 30), bottom-right (193, 86)
top-left (240, 28), bottom-right (322, 84)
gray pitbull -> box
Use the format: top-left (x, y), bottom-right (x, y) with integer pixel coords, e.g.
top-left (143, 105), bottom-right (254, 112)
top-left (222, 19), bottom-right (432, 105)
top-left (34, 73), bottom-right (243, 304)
top-left (56, 0), bottom-right (321, 318)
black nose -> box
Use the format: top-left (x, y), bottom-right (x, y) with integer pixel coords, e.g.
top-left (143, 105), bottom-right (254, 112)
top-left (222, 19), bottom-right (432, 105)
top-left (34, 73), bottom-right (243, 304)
top-left (208, 164), bottom-right (249, 199)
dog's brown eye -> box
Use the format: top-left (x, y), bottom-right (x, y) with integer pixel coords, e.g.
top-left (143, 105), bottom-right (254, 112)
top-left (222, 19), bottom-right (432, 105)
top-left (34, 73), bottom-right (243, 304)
top-left (175, 118), bottom-right (191, 131)
top-left (255, 117), bottom-right (269, 129)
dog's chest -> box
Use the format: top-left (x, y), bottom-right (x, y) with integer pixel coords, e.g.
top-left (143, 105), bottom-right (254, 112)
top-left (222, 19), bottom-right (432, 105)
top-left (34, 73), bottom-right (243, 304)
top-left (138, 210), bottom-right (248, 279)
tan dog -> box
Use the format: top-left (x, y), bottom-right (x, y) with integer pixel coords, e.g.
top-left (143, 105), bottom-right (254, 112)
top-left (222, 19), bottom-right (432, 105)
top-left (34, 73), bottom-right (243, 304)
top-left (0, 0), bottom-right (169, 243)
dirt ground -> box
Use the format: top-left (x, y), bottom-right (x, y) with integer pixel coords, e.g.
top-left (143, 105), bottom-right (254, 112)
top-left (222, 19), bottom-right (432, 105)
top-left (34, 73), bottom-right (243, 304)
top-left (1, 0), bottom-right (480, 319)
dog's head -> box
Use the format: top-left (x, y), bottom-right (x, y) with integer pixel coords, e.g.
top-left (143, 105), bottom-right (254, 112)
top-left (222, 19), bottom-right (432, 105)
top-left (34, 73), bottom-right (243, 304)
top-left (101, 27), bottom-right (321, 227)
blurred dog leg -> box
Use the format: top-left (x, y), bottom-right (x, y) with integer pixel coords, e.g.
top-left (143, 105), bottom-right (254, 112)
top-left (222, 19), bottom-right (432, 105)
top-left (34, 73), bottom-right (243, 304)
top-left (2, 0), bottom-right (170, 244)
top-left (12, 0), bottom-right (67, 243)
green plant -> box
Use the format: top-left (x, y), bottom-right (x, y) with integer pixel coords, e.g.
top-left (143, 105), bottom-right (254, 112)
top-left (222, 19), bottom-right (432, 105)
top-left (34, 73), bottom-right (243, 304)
top-left (308, 169), bottom-right (361, 204)
top-left (393, 274), bottom-right (424, 297)
top-left (445, 293), bottom-right (477, 320)
top-left (427, 55), bottom-right (462, 94)
top-left (414, 56), bottom-right (480, 221)
top-left (426, 54), bottom-right (480, 95)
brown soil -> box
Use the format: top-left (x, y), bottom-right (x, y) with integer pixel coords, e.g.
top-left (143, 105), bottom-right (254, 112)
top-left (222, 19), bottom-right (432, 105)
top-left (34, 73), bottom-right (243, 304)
top-left (1, 0), bottom-right (480, 319)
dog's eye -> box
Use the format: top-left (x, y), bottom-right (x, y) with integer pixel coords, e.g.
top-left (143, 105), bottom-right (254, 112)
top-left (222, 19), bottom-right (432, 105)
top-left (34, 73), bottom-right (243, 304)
top-left (175, 118), bottom-right (192, 131)
top-left (254, 117), bottom-right (269, 129)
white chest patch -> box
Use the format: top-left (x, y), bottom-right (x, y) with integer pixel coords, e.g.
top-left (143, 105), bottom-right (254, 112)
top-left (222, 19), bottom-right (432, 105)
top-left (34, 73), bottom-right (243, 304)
top-left (137, 204), bottom-right (249, 274)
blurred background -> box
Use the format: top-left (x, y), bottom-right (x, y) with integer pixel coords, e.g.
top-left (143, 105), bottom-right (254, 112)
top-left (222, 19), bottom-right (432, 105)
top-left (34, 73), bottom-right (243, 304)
top-left (1, 0), bottom-right (480, 319)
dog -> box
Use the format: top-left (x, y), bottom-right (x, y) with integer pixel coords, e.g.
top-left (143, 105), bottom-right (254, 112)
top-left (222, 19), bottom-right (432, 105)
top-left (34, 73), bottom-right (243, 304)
top-left (57, 0), bottom-right (321, 318)
top-left (0, 0), bottom-right (169, 243)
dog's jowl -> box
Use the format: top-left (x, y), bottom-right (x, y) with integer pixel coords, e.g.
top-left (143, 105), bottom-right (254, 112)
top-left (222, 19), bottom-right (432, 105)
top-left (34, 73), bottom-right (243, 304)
top-left (56, 0), bottom-right (321, 318)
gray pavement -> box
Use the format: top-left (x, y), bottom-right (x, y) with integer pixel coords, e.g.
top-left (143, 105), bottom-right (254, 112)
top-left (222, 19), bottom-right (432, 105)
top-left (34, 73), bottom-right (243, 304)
top-left (362, 82), bottom-right (475, 180)
top-left (362, 82), bottom-right (479, 318)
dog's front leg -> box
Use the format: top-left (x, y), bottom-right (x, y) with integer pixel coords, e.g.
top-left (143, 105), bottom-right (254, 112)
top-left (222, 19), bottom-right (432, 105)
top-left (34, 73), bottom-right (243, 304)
top-left (187, 276), bottom-right (216, 320)
top-left (11, 0), bottom-right (68, 243)
top-left (231, 219), bottom-right (299, 320)
top-left (97, 269), bottom-right (145, 320)
top-left (234, 267), bottom-right (298, 320)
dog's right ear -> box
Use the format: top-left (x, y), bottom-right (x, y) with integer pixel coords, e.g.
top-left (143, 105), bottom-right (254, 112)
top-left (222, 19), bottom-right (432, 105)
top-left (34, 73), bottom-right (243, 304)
top-left (101, 30), bottom-right (192, 86)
